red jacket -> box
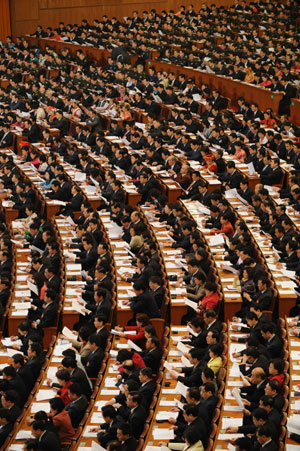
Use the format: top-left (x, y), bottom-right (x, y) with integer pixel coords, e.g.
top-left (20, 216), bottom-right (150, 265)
top-left (124, 325), bottom-right (146, 348)
top-left (50, 410), bottom-right (75, 443)
top-left (118, 351), bottom-right (146, 373)
top-left (58, 381), bottom-right (72, 406)
top-left (200, 292), bottom-right (219, 310)
top-left (211, 222), bottom-right (234, 239)
top-left (268, 374), bottom-right (285, 386)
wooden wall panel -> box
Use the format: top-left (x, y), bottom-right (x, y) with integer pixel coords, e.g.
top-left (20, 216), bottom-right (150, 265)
top-left (0, 0), bottom-right (11, 42)
top-left (10, 0), bottom-right (237, 38)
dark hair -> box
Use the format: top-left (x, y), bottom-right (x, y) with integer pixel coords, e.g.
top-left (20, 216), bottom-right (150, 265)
top-left (184, 426), bottom-right (203, 446)
top-left (257, 425), bottom-right (271, 438)
top-left (234, 437), bottom-right (252, 451)
top-left (209, 343), bottom-right (223, 357)
top-left (266, 380), bottom-right (281, 393)
top-left (56, 369), bottom-right (70, 382)
top-left (260, 395), bottom-right (274, 408)
top-left (102, 405), bottom-right (117, 419)
top-left (117, 422), bottom-right (131, 436)
top-left (62, 357), bottom-right (77, 369)
top-left (270, 358), bottom-right (284, 375)
top-left (187, 387), bottom-right (200, 401)
top-left (203, 381), bottom-right (216, 394)
top-left (68, 383), bottom-right (81, 396)
top-left (49, 397), bottom-right (65, 413)
top-left (0, 408), bottom-right (12, 421)
top-left (202, 366), bottom-right (215, 380)
top-left (252, 408), bottom-right (268, 421)
top-left (2, 390), bottom-right (17, 404)
top-left (31, 420), bottom-right (46, 431)
top-left (140, 367), bottom-right (153, 378)
top-left (183, 403), bottom-right (199, 417)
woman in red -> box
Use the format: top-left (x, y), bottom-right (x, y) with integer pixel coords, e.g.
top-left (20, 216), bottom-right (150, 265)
top-left (268, 358), bottom-right (285, 386)
top-left (210, 214), bottom-right (234, 239)
top-left (198, 282), bottom-right (220, 312)
top-left (204, 153), bottom-right (218, 173)
top-left (49, 397), bottom-right (75, 444)
top-left (116, 349), bottom-right (145, 373)
top-left (260, 111), bottom-right (277, 128)
top-left (114, 313), bottom-right (150, 349)
top-left (54, 369), bottom-right (73, 406)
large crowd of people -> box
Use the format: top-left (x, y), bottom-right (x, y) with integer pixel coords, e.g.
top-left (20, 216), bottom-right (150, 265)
top-left (0, 0), bottom-right (299, 449)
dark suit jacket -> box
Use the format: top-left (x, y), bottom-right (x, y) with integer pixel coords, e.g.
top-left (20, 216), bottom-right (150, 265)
top-left (37, 430), bottom-right (61, 451)
top-left (24, 124), bottom-right (41, 143)
top-left (17, 364), bottom-right (34, 390)
top-left (75, 247), bottom-right (98, 271)
top-left (97, 418), bottom-right (121, 446)
top-left (128, 404), bottom-right (147, 438)
top-left (130, 290), bottom-right (160, 317)
top-left (197, 395), bottom-right (218, 427)
top-left (238, 187), bottom-right (254, 204)
top-left (139, 379), bottom-right (156, 407)
top-left (28, 231), bottom-right (45, 251)
top-left (38, 302), bottom-right (58, 328)
top-left (0, 422), bottom-right (13, 447)
top-left (241, 380), bottom-right (267, 408)
top-left (228, 170), bottom-right (243, 189)
top-left (258, 440), bottom-right (279, 451)
top-left (70, 367), bottom-right (92, 398)
top-left (86, 295), bottom-right (112, 323)
top-left (120, 436), bottom-right (138, 451)
top-left (8, 374), bottom-right (28, 406)
top-left (0, 131), bottom-right (13, 147)
top-left (252, 288), bottom-right (273, 311)
top-left (140, 347), bottom-right (162, 373)
top-left (25, 356), bottom-right (44, 380)
top-left (183, 329), bottom-right (207, 349)
top-left (96, 326), bottom-right (110, 349)
top-left (82, 347), bottom-right (104, 378)
top-left (263, 335), bottom-right (282, 359)
top-left (177, 363), bottom-right (203, 387)
top-left (6, 404), bottom-right (21, 422)
top-left (65, 395), bottom-right (88, 428)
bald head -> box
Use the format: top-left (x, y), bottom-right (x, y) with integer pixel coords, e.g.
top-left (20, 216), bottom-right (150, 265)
top-left (250, 367), bottom-right (266, 384)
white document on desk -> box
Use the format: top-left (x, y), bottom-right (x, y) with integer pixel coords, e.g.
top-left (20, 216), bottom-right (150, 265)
top-left (2, 338), bottom-right (22, 347)
top-left (209, 234), bottom-right (225, 246)
top-left (62, 326), bottom-right (78, 341)
top-left (31, 402), bottom-right (49, 413)
top-left (156, 411), bottom-right (179, 421)
top-left (232, 387), bottom-right (244, 409)
top-left (152, 428), bottom-right (175, 440)
top-left (36, 389), bottom-right (57, 401)
top-left (175, 381), bottom-right (188, 398)
top-left (127, 339), bottom-right (142, 352)
top-left (27, 280), bottom-right (39, 295)
top-left (177, 340), bottom-right (190, 354)
top-left (15, 430), bottom-right (33, 440)
top-left (184, 298), bottom-right (198, 311)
